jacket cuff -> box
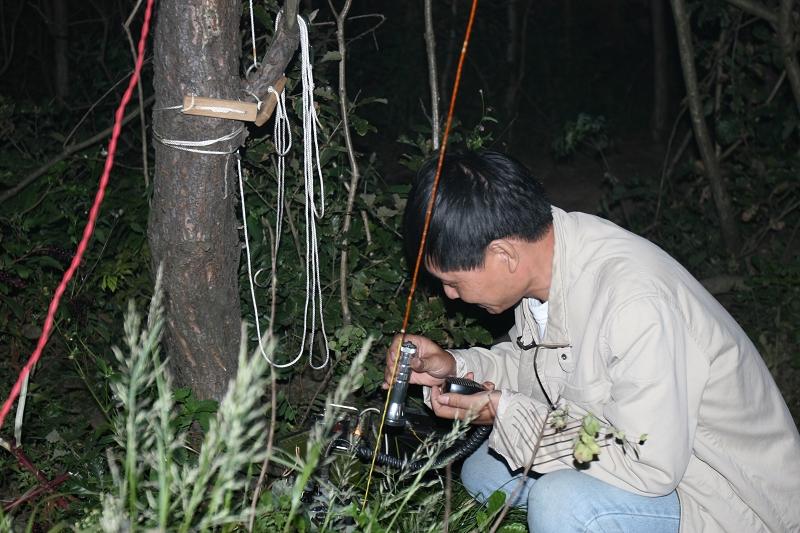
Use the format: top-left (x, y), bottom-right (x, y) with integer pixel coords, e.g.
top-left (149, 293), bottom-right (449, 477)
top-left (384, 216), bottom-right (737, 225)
top-left (421, 351), bottom-right (466, 409)
top-left (446, 349), bottom-right (469, 377)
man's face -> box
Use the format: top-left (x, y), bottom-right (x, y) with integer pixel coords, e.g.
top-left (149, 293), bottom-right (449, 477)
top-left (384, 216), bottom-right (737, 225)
top-left (427, 250), bottom-right (526, 314)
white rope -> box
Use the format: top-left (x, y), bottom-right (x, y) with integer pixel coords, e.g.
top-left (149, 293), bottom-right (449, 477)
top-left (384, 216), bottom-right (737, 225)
top-left (238, 12), bottom-right (329, 369)
top-left (297, 15), bottom-right (329, 369)
top-left (238, 152), bottom-right (304, 367)
top-left (268, 85), bottom-right (291, 256)
top-left (152, 125), bottom-right (243, 155)
top-left (298, 16), bottom-right (326, 220)
top-left (246, 90), bottom-right (264, 111)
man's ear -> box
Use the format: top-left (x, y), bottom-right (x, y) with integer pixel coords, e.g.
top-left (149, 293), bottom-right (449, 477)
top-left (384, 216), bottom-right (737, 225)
top-left (487, 239), bottom-right (520, 273)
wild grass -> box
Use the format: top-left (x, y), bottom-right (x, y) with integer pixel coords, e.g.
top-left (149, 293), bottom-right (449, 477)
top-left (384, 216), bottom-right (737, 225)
top-left (31, 273), bottom-right (522, 532)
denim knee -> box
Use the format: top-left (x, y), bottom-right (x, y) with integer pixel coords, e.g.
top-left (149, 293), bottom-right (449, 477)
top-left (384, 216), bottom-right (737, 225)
top-left (460, 442), bottom-right (532, 508)
top-left (527, 469), bottom-right (582, 531)
top-left (460, 443), bottom-right (496, 503)
top-left (527, 469), bottom-right (680, 533)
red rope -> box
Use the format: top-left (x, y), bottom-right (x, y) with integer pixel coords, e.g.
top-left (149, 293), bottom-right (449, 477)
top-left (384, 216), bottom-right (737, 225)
top-left (0, 0), bottom-right (156, 431)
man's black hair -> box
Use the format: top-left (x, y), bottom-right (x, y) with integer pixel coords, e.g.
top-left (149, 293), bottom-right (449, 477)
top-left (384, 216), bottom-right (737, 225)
top-left (403, 150), bottom-right (552, 272)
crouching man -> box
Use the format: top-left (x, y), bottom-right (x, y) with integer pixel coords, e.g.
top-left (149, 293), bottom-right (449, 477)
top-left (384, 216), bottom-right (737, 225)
top-left (384, 150), bottom-right (800, 532)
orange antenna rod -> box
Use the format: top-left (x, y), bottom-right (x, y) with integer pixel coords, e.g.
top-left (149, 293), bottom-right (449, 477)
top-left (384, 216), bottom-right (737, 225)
top-left (362, 0), bottom-right (479, 509)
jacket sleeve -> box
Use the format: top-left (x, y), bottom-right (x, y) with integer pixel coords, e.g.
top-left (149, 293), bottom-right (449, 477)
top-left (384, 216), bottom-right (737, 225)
top-left (489, 296), bottom-right (698, 497)
top-left (449, 322), bottom-right (523, 391)
top-left (589, 295), bottom-right (697, 495)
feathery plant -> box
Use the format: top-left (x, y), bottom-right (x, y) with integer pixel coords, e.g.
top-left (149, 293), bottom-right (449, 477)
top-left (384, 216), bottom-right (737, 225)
top-left (80, 273), bottom-right (511, 531)
top-left (95, 268), bottom-right (277, 530)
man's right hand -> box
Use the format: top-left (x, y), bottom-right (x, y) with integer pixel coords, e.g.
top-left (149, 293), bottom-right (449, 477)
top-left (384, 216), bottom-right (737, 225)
top-left (382, 333), bottom-right (457, 389)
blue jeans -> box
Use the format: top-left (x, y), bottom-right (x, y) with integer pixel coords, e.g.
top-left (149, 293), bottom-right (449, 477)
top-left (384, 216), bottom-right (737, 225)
top-left (460, 441), bottom-right (680, 533)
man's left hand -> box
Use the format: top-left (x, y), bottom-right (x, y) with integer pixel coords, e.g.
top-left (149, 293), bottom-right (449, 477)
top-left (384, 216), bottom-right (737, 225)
top-left (430, 372), bottom-right (500, 425)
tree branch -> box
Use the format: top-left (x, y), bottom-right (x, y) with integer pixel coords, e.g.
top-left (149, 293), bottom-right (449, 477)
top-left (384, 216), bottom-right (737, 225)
top-left (779, 0), bottom-right (800, 113)
top-left (124, 0), bottom-right (149, 187)
top-left (424, 0), bottom-right (441, 150)
top-left (242, 0), bottom-right (300, 102)
top-left (330, 0), bottom-right (359, 326)
top-left (725, 0), bottom-right (778, 26)
top-left (671, 0), bottom-right (741, 254)
top-left (0, 95), bottom-right (155, 205)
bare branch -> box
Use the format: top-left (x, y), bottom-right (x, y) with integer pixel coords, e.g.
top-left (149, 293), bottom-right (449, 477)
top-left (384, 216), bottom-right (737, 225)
top-left (330, 0), bottom-right (359, 326)
top-left (0, 96), bottom-right (155, 205)
top-left (242, 0), bottom-right (301, 102)
top-left (671, 0), bottom-right (741, 254)
top-left (248, 221), bottom-right (278, 532)
top-left (424, 0), bottom-right (441, 149)
top-left (725, 0), bottom-right (778, 26)
top-left (124, 0), bottom-right (149, 187)
top-left (778, 0), bottom-right (800, 113)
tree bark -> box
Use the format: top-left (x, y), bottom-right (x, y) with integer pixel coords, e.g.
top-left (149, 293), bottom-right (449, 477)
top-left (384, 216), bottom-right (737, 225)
top-left (149, 0), bottom-right (299, 400)
top-left (779, 0), bottom-right (800, 114)
top-left (670, 0), bottom-right (741, 255)
top-left (651, 0), bottom-right (670, 142)
top-left (150, 0), bottom-right (244, 401)
top-left (51, 0), bottom-right (69, 103)
top-left (504, 0), bottom-right (520, 121)
top-left (332, 0), bottom-right (359, 327)
top-left (725, 0), bottom-right (777, 25)
top-left (424, 0), bottom-right (441, 150)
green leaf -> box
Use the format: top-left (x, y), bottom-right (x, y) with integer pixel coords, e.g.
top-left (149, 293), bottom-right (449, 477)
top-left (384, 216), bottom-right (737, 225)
top-left (351, 115), bottom-right (375, 136)
top-left (574, 442), bottom-right (594, 463)
top-left (486, 489), bottom-right (506, 514)
top-left (321, 50), bottom-right (342, 62)
top-left (173, 387), bottom-right (191, 401)
top-left (582, 414), bottom-right (600, 435)
top-left (498, 523), bottom-right (528, 533)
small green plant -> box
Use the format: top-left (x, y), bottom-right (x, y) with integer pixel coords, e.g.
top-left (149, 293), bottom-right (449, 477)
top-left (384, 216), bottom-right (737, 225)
top-left (551, 113), bottom-right (610, 159)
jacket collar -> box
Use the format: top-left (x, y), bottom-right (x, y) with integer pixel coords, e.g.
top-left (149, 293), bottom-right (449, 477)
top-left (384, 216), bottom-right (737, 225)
top-left (546, 206), bottom-right (570, 344)
top-left (516, 206), bottom-right (571, 347)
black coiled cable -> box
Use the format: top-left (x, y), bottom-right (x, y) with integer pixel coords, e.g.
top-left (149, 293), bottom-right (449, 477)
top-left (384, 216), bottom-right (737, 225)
top-left (352, 424), bottom-right (491, 471)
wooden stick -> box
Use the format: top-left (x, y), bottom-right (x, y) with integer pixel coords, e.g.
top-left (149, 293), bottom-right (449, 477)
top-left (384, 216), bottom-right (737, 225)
top-left (254, 76), bottom-right (287, 126)
top-left (182, 95), bottom-right (258, 121)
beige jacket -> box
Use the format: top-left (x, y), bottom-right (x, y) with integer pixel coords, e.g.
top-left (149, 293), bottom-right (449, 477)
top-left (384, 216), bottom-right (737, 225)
top-left (451, 207), bottom-right (800, 532)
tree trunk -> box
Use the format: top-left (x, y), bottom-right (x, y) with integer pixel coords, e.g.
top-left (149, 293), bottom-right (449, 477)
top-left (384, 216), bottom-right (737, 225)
top-left (651, 0), bottom-right (670, 142)
top-left (779, 0), bottom-right (800, 114)
top-left (149, 0), bottom-right (299, 400)
top-left (670, 0), bottom-right (741, 255)
top-left (504, 0), bottom-right (520, 121)
top-left (51, 0), bottom-right (69, 102)
top-left (149, 0), bottom-right (243, 401)
top-left (424, 0), bottom-right (441, 150)
top-left (439, 1), bottom-right (458, 102)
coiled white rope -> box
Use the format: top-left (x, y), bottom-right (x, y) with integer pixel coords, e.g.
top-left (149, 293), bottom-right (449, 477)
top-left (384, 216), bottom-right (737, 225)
top-left (296, 15), bottom-right (329, 369)
top-left (268, 85), bottom-right (290, 253)
top-left (241, 13), bottom-right (329, 369)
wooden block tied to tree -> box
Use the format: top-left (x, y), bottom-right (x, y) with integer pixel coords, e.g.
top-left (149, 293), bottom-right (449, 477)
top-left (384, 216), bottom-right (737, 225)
top-left (180, 76), bottom-right (287, 126)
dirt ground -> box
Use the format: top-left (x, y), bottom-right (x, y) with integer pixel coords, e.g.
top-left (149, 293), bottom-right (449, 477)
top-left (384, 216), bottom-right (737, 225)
top-left (521, 137), bottom-right (666, 214)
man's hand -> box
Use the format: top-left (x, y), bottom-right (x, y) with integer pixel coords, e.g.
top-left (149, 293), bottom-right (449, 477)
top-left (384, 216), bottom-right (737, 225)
top-left (382, 333), bottom-right (456, 389)
top-left (431, 373), bottom-right (499, 425)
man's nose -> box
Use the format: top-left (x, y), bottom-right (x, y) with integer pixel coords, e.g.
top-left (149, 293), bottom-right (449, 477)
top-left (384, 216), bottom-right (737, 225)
top-left (443, 285), bottom-right (459, 299)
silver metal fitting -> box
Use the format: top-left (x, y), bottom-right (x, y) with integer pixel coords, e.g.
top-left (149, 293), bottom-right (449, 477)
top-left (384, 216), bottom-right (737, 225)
top-left (385, 341), bottom-right (417, 427)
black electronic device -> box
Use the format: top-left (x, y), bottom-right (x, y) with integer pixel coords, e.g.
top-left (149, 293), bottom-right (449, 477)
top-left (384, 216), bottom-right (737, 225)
top-left (442, 377), bottom-right (486, 396)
